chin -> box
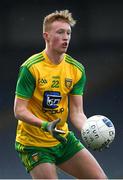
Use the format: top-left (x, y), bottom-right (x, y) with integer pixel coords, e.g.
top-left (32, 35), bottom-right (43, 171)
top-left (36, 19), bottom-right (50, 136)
top-left (56, 48), bottom-right (67, 54)
top-left (61, 48), bottom-right (67, 53)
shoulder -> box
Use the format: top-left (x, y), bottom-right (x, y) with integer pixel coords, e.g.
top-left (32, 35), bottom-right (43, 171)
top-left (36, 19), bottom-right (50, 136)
top-left (21, 52), bottom-right (45, 69)
top-left (65, 54), bottom-right (85, 72)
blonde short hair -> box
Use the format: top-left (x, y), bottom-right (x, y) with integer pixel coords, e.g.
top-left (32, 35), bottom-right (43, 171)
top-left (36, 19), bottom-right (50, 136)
top-left (43, 9), bottom-right (76, 32)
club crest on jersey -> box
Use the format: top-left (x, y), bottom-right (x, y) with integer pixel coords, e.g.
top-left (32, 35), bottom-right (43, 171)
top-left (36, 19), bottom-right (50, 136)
top-left (65, 78), bottom-right (72, 89)
top-left (32, 153), bottom-right (39, 162)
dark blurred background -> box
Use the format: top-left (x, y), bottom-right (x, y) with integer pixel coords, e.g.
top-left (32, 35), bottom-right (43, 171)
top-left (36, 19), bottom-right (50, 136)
top-left (0, 0), bottom-right (123, 179)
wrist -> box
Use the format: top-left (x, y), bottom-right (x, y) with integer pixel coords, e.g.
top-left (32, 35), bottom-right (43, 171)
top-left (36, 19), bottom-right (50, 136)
top-left (41, 121), bottom-right (49, 131)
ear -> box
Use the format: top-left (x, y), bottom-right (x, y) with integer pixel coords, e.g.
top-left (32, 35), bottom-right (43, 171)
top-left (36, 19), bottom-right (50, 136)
top-left (43, 32), bottom-right (49, 41)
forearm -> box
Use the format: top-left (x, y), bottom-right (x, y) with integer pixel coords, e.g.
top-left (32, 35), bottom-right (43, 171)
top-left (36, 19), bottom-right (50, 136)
top-left (14, 107), bottom-right (43, 128)
top-left (70, 112), bottom-right (87, 131)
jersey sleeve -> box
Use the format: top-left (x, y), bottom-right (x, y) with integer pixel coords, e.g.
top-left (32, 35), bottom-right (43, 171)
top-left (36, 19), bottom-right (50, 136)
top-left (15, 66), bottom-right (36, 99)
top-left (70, 68), bottom-right (86, 95)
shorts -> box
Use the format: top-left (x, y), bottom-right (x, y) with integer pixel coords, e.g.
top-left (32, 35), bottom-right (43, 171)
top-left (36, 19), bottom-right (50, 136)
top-left (15, 131), bottom-right (84, 172)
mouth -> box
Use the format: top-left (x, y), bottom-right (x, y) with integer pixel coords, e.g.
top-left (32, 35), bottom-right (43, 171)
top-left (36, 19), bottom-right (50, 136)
top-left (62, 42), bottom-right (68, 48)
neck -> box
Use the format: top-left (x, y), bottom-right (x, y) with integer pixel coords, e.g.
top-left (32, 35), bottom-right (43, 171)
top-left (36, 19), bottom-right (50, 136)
top-left (44, 48), bottom-right (64, 65)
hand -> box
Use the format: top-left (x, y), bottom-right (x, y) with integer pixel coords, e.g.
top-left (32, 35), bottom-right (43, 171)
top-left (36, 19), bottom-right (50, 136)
top-left (41, 119), bottom-right (67, 144)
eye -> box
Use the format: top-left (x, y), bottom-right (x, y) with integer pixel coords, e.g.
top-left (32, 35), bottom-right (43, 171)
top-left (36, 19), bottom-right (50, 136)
top-left (67, 31), bottom-right (71, 35)
top-left (56, 29), bottom-right (71, 36)
top-left (57, 30), bottom-right (64, 34)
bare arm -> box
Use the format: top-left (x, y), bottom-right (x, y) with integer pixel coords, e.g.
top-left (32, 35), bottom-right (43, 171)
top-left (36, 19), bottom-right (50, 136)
top-left (69, 95), bottom-right (87, 131)
top-left (14, 96), bottom-right (67, 143)
top-left (14, 97), bottom-right (43, 127)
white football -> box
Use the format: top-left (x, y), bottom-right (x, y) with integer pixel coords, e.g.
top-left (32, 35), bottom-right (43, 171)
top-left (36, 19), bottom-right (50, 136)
top-left (81, 115), bottom-right (115, 151)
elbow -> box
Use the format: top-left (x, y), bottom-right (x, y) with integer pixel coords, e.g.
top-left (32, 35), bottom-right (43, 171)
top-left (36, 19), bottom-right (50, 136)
top-left (14, 106), bottom-right (25, 120)
top-left (14, 110), bottom-right (20, 120)
top-left (14, 97), bottom-right (28, 120)
top-left (14, 108), bottom-right (20, 120)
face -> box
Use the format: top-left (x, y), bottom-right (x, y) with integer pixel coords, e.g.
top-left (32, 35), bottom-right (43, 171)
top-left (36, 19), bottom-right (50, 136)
top-left (44, 20), bottom-right (71, 54)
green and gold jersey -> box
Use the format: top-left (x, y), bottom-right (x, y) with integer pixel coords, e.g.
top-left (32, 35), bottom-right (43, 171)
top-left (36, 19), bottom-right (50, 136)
top-left (15, 50), bottom-right (86, 147)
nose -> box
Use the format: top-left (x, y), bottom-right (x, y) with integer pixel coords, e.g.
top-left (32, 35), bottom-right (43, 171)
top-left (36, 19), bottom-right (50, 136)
top-left (63, 32), bottom-right (70, 41)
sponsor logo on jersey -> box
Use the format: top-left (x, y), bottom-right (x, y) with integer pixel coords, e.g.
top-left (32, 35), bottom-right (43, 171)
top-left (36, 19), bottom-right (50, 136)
top-left (65, 78), bottom-right (72, 89)
top-left (43, 91), bottom-right (61, 109)
top-left (42, 107), bottom-right (64, 114)
top-left (42, 91), bottom-right (64, 114)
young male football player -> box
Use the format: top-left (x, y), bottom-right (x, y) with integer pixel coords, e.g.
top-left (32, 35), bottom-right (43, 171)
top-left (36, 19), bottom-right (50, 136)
top-left (14, 9), bottom-right (107, 179)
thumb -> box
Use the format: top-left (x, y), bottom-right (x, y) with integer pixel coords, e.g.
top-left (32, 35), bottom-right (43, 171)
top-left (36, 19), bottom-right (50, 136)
top-left (52, 119), bottom-right (61, 128)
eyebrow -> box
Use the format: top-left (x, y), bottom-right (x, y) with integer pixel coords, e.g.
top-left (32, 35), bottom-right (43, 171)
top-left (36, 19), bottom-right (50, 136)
top-left (57, 28), bottom-right (71, 32)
